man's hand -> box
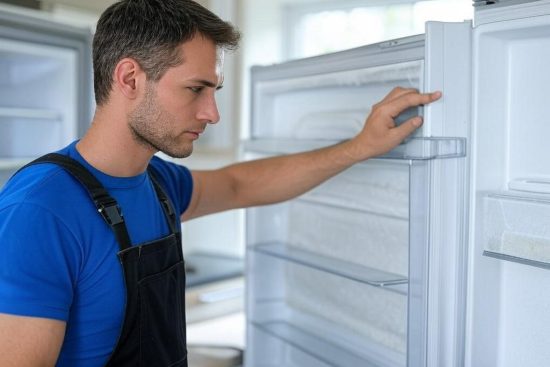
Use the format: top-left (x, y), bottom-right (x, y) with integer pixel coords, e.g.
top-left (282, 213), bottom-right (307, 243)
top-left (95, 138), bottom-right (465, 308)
top-left (346, 87), bottom-right (442, 161)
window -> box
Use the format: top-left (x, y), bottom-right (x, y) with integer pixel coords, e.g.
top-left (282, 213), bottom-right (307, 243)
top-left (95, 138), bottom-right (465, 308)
top-left (284, 0), bottom-right (473, 59)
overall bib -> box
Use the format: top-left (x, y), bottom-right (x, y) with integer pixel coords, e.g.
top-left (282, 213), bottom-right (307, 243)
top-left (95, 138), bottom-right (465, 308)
top-left (25, 153), bottom-right (188, 367)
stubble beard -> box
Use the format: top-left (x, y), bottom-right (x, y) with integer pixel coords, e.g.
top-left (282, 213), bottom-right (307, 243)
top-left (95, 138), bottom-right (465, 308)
top-left (128, 85), bottom-right (193, 159)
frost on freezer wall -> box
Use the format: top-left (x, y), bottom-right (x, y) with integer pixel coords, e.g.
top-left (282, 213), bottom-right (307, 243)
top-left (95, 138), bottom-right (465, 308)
top-left (288, 161), bottom-right (409, 276)
top-left (301, 161), bottom-right (409, 220)
top-left (288, 201), bottom-right (408, 276)
top-left (282, 160), bottom-right (410, 354)
top-left (293, 110), bottom-right (366, 140)
top-left (286, 266), bottom-right (408, 354)
top-left (252, 60), bottom-right (422, 139)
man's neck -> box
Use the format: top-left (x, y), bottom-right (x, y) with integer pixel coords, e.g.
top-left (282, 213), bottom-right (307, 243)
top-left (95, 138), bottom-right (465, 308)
top-left (76, 109), bottom-right (155, 177)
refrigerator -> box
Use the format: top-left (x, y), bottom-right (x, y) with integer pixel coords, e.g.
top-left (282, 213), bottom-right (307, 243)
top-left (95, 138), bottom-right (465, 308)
top-left (243, 1), bottom-right (550, 366)
top-left (0, 5), bottom-right (93, 187)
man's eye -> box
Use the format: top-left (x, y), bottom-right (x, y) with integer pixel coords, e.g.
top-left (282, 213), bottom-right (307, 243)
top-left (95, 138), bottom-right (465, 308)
top-left (189, 87), bottom-right (204, 94)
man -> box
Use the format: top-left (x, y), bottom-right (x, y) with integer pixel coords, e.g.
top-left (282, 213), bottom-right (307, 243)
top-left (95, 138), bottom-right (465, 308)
top-left (0, 0), bottom-right (441, 366)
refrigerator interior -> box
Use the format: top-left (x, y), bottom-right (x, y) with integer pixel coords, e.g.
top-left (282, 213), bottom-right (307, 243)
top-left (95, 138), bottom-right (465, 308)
top-left (245, 154), bottom-right (412, 367)
top-left (245, 24), bottom-right (470, 365)
top-left (0, 8), bottom-right (89, 188)
top-left (0, 38), bottom-right (77, 154)
top-left (250, 60), bottom-right (424, 140)
top-left (468, 7), bottom-right (550, 367)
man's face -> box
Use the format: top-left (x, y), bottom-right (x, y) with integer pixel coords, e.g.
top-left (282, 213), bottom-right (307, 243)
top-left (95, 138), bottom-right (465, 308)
top-left (128, 35), bottom-right (223, 158)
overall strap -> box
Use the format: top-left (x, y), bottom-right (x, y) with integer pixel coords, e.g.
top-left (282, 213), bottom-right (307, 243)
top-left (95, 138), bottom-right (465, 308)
top-left (147, 165), bottom-right (179, 235)
top-left (20, 153), bottom-right (133, 251)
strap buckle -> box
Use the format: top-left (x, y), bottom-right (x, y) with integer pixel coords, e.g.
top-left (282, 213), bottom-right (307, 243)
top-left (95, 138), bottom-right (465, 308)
top-left (97, 200), bottom-right (124, 226)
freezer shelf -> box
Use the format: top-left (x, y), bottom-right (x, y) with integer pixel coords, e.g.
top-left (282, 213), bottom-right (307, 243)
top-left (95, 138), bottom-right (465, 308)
top-left (247, 249), bottom-right (408, 365)
top-left (250, 321), bottom-right (392, 367)
top-left (251, 243), bottom-right (408, 294)
top-left (248, 323), bottom-right (334, 367)
top-left (482, 192), bottom-right (550, 270)
top-left (243, 137), bottom-right (466, 161)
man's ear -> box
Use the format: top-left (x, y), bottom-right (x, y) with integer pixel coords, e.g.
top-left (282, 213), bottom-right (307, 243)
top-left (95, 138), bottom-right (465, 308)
top-left (113, 58), bottom-right (145, 100)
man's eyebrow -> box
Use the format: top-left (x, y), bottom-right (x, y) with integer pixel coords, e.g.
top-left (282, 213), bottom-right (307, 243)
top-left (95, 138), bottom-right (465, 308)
top-left (189, 79), bottom-right (222, 89)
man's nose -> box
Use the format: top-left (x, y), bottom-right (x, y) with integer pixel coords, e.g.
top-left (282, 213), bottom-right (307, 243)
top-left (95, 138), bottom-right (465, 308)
top-left (197, 96), bottom-right (220, 124)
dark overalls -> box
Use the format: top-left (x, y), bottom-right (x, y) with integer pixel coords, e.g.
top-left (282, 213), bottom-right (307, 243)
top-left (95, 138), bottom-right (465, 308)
top-left (24, 153), bottom-right (188, 367)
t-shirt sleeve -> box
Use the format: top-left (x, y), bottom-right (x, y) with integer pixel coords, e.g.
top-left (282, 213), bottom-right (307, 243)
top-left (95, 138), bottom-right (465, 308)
top-left (0, 203), bottom-right (79, 321)
top-left (149, 157), bottom-right (194, 216)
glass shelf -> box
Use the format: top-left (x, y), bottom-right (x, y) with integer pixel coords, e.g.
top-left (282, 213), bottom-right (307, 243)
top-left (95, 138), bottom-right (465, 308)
top-left (483, 250), bottom-right (550, 270)
top-left (243, 137), bottom-right (466, 161)
top-left (250, 242), bottom-right (408, 294)
top-left (251, 321), bottom-right (404, 367)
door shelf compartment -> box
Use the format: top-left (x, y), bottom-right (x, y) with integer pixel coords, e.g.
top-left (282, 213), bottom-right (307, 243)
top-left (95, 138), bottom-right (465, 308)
top-left (250, 242), bottom-right (408, 294)
top-left (243, 137), bottom-right (466, 161)
top-left (249, 320), bottom-right (404, 367)
top-left (248, 249), bottom-right (408, 358)
top-left (482, 192), bottom-right (550, 269)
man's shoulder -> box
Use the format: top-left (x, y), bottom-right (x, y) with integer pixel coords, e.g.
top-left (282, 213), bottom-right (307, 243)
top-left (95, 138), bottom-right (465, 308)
top-left (0, 162), bottom-right (89, 213)
top-left (149, 155), bottom-right (192, 184)
top-left (148, 155), bottom-right (194, 215)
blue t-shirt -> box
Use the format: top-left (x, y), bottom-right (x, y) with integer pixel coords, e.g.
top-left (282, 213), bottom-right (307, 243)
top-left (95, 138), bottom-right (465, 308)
top-left (0, 141), bottom-right (193, 366)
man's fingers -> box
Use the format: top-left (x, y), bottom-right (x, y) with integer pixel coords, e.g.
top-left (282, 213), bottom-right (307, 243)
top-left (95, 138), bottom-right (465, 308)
top-left (392, 116), bottom-right (424, 142)
top-left (379, 87), bottom-right (419, 103)
top-left (386, 91), bottom-right (442, 117)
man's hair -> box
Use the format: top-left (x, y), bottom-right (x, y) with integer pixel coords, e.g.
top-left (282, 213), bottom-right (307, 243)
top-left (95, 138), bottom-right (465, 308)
top-left (93, 0), bottom-right (241, 105)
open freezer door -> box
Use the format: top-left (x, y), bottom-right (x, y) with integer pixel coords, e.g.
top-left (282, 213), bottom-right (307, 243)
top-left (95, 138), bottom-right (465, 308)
top-left (244, 20), bottom-right (472, 367)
